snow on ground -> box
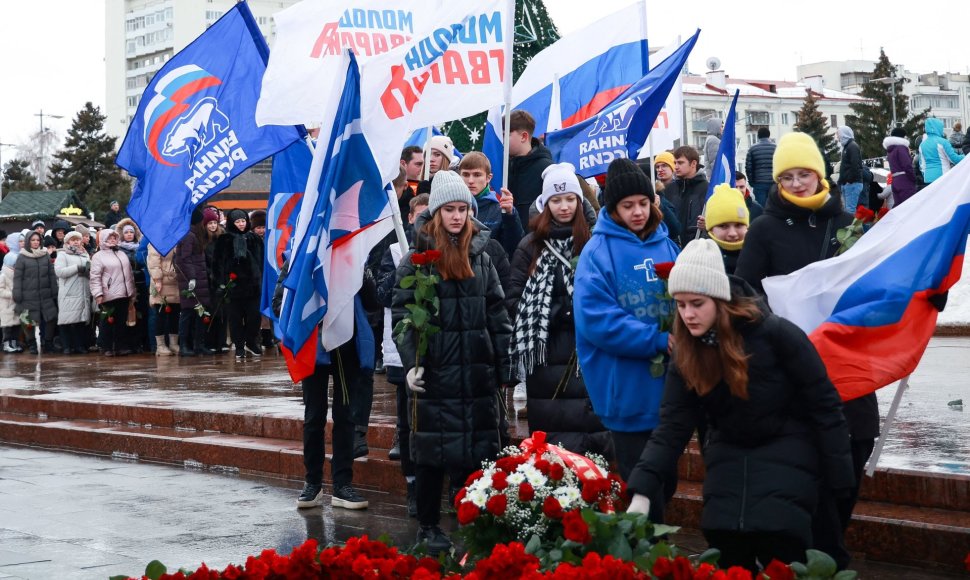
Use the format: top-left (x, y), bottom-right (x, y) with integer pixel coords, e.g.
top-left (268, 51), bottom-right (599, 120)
top-left (937, 237), bottom-right (970, 326)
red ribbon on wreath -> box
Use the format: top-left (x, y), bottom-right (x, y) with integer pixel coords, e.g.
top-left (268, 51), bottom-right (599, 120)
top-left (519, 431), bottom-right (608, 484)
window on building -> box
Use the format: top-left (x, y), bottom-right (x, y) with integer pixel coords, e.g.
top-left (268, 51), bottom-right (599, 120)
top-left (830, 114), bottom-right (838, 128)
top-left (748, 134), bottom-right (757, 146)
top-left (127, 41), bottom-right (135, 54)
top-left (781, 112), bottom-right (789, 125)
top-left (792, 112), bottom-right (799, 125)
top-left (258, 16), bottom-right (267, 25)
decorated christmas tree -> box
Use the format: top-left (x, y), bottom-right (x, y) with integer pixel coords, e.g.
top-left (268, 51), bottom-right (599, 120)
top-left (442, 0), bottom-right (560, 152)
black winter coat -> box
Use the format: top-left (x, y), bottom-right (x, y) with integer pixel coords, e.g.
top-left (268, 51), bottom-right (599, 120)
top-left (628, 294), bottom-right (855, 545)
top-left (665, 173), bottom-right (710, 246)
top-left (509, 138), bottom-right (554, 230)
top-left (744, 138), bottom-right (777, 184)
top-left (838, 140), bottom-right (863, 184)
top-left (175, 231), bottom-right (212, 309)
top-left (212, 226), bottom-right (263, 300)
top-left (735, 183), bottom-right (879, 440)
top-left (13, 251), bottom-right (59, 323)
top-left (392, 217), bottom-right (513, 470)
top-left (506, 227), bottom-right (611, 457)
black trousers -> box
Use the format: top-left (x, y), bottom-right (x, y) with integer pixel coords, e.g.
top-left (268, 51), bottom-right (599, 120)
top-left (99, 298), bottom-right (130, 352)
top-left (704, 530), bottom-right (806, 573)
top-left (611, 429), bottom-right (678, 524)
top-left (302, 347), bottom-right (358, 489)
top-left (156, 304), bottom-right (180, 335)
top-left (58, 322), bottom-right (86, 352)
top-left (2, 325), bottom-right (18, 341)
top-left (811, 436), bottom-right (875, 570)
top-left (391, 377), bottom-right (414, 477)
top-left (415, 464), bottom-right (470, 528)
top-left (227, 298), bottom-right (261, 353)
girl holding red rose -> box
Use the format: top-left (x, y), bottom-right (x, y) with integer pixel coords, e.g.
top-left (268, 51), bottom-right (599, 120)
top-left (392, 171), bottom-right (513, 555)
top-left (212, 209), bottom-right (265, 361)
top-left (147, 244), bottom-right (181, 355)
top-left (506, 162), bottom-right (611, 459)
top-left (628, 239), bottom-right (855, 573)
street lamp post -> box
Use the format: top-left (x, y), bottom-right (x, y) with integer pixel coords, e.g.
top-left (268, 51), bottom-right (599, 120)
top-left (34, 109), bottom-right (64, 184)
top-left (871, 74), bottom-right (902, 130)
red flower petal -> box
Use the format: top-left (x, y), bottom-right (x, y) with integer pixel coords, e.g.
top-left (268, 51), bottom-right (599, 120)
top-left (411, 252), bottom-right (428, 266)
top-left (486, 494), bottom-right (507, 516)
top-left (457, 501), bottom-right (480, 525)
top-left (542, 495), bottom-right (564, 519)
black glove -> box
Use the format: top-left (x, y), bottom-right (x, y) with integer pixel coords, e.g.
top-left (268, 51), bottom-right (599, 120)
top-left (77, 263), bottom-right (89, 277)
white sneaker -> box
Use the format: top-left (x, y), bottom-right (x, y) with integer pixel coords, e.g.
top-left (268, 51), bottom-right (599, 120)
top-left (513, 382), bottom-right (527, 401)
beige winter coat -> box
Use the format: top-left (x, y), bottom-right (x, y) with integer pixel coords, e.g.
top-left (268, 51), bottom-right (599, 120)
top-left (0, 264), bottom-right (16, 327)
top-left (147, 245), bottom-right (179, 306)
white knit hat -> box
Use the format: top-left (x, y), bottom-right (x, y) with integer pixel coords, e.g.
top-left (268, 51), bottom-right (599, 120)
top-left (427, 135), bottom-right (455, 165)
top-left (536, 162), bottom-right (582, 212)
top-left (428, 170), bottom-right (474, 215)
top-left (668, 239), bottom-right (731, 301)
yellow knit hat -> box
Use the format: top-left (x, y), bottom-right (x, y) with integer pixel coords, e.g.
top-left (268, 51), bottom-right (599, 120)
top-left (705, 184), bottom-right (749, 230)
top-left (654, 151), bottom-right (676, 170)
top-left (772, 132), bottom-right (826, 182)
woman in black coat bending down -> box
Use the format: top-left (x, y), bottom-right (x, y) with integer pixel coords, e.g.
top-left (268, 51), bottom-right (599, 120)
top-left (393, 171), bottom-right (513, 555)
top-left (506, 162), bottom-right (611, 458)
top-left (627, 239), bottom-right (855, 573)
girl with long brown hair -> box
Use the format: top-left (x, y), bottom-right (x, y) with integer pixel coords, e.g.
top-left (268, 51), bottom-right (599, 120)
top-left (626, 239), bottom-right (855, 573)
top-left (393, 170), bottom-right (512, 555)
top-left (506, 162), bottom-right (609, 457)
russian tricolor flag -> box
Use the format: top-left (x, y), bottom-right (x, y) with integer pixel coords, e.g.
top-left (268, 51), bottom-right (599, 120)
top-left (764, 159), bottom-right (970, 402)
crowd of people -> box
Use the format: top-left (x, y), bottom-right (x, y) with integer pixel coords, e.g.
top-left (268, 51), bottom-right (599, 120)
top-left (0, 205), bottom-right (275, 360)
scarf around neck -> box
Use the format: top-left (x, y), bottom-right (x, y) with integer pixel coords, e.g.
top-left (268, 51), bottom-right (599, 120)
top-left (63, 244), bottom-right (88, 257)
top-left (513, 237), bottom-right (574, 374)
top-left (22, 247), bottom-right (49, 259)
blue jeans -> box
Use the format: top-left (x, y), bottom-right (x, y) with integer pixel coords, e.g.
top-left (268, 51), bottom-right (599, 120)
top-left (841, 182), bottom-right (865, 211)
top-left (752, 182), bottom-right (773, 207)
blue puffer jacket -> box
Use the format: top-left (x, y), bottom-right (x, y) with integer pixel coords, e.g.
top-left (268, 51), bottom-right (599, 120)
top-left (474, 190), bottom-right (525, 257)
top-left (920, 118), bottom-right (965, 183)
top-left (574, 209), bottom-right (681, 432)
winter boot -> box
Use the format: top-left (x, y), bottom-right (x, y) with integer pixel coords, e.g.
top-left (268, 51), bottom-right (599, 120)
top-left (193, 317), bottom-right (215, 355)
top-left (155, 336), bottom-right (172, 356)
top-left (178, 313), bottom-right (196, 357)
top-left (167, 334), bottom-right (180, 355)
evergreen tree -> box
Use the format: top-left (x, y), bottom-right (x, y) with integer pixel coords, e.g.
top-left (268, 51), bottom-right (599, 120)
top-left (845, 49), bottom-right (929, 158)
top-left (794, 89), bottom-right (840, 173)
top-left (442, 0), bottom-right (560, 152)
top-left (47, 102), bottom-right (130, 217)
top-left (1, 158), bottom-right (42, 196)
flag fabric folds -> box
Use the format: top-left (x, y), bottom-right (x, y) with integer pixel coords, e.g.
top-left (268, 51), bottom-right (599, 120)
top-left (482, 3), bottom-right (649, 191)
top-left (278, 52), bottom-right (394, 382)
top-left (638, 38), bottom-right (685, 158)
top-left (706, 90), bottom-right (740, 199)
top-left (255, 0), bottom-right (441, 126)
top-left (359, 0), bottom-right (512, 184)
top-left (116, 3), bottom-right (301, 255)
top-left (763, 160), bottom-right (970, 401)
top-left (261, 140), bottom-right (313, 325)
top-left (545, 30), bottom-right (700, 178)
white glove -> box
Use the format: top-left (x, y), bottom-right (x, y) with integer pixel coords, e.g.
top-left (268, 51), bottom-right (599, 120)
top-left (627, 493), bottom-right (651, 515)
top-left (406, 366), bottom-right (426, 393)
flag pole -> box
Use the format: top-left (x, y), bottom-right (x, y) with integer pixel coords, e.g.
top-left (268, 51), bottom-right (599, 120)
top-left (500, 0), bottom-right (514, 191)
top-left (865, 375), bottom-right (910, 477)
top-left (422, 126), bottom-right (433, 181)
top-left (387, 186), bottom-right (409, 250)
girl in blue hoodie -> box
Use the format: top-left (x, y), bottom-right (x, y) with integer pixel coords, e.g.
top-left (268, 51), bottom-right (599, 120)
top-left (574, 158), bottom-right (680, 515)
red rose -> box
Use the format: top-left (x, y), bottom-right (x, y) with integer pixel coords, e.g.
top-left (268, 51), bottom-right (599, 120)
top-left (425, 249), bottom-right (442, 263)
top-left (561, 510), bottom-right (591, 544)
top-left (496, 455), bottom-right (525, 472)
top-left (411, 252), bottom-right (428, 266)
top-left (465, 469), bottom-right (484, 486)
top-left (453, 487), bottom-right (467, 507)
top-left (229, 272), bottom-right (238, 281)
top-left (457, 501), bottom-right (479, 525)
top-left (759, 560), bottom-right (794, 580)
top-left (485, 494), bottom-right (507, 516)
top-left (107, 316), bottom-right (115, 324)
top-left (693, 562), bottom-right (716, 579)
top-left (534, 459), bottom-right (551, 475)
top-left (518, 482), bottom-right (535, 502)
top-left (164, 305), bottom-right (172, 313)
top-left (854, 206), bottom-right (875, 222)
top-left (492, 471), bottom-right (508, 491)
top-left (724, 566), bottom-right (754, 580)
top-left (652, 557), bottom-right (673, 577)
top-left (877, 206), bottom-right (889, 220)
top-left (548, 463), bottom-right (564, 481)
top-left (654, 261), bottom-right (675, 280)
top-left (542, 495), bottom-right (564, 519)
top-left (203, 316), bottom-right (211, 325)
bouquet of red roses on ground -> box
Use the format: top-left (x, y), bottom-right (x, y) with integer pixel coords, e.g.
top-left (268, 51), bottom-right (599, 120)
top-left (456, 432), bottom-right (674, 566)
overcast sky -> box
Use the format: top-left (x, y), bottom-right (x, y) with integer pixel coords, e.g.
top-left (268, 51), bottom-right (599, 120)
top-left (1, 0), bottom-right (967, 158)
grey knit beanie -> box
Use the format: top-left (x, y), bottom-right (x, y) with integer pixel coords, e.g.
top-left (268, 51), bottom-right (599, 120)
top-left (668, 239), bottom-right (731, 301)
top-left (427, 170), bottom-right (474, 215)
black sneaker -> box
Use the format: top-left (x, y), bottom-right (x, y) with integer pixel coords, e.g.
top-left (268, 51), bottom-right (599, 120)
top-left (296, 482), bottom-right (324, 509)
top-left (235, 349), bottom-right (244, 362)
top-left (406, 480), bottom-right (417, 518)
top-left (416, 525), bottom-right (452, 555)
top-left (353, 431), bottom-right (369, 459)
top-left (332, 485), bottom-right (369, 510)
top-left (388, 433), bottom-right (401, 460)
top-left (244, 344), bottom-right (262, 358)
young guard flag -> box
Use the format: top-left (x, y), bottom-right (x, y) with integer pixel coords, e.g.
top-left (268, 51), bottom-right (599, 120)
top-left (117, 3), bottom-right (302, 255)
top-left (261, 140), bottom-right (313, 324)
top-left (763, 159), bottom-right (970, 401)
top-left (545, 30), bottom-right (699, 178)
top-left (278, 52), bottom-right (394, 382)
top-left (706, 90), bottom-right (740, 199)
top-left (360, 0), bottom-right (512, 184)
top-left (482, 2), bottom-right (649, 191)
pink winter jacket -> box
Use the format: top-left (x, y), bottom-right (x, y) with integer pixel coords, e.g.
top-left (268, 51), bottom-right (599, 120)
top-left (90, 230), bottom-right (136, 303)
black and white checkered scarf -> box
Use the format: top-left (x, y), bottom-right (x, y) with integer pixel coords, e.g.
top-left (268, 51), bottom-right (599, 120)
top-left (513, 237), bottom-right (574, 374)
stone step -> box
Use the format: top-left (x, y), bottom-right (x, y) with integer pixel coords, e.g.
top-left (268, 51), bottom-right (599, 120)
top-left (1, 411), bottom-right (968, 571)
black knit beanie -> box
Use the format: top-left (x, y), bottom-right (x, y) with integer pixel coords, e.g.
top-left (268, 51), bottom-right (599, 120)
top-left (604, 158), bottom-right (654, 211)
top-left (190, 208), bottom-right (204, 225)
